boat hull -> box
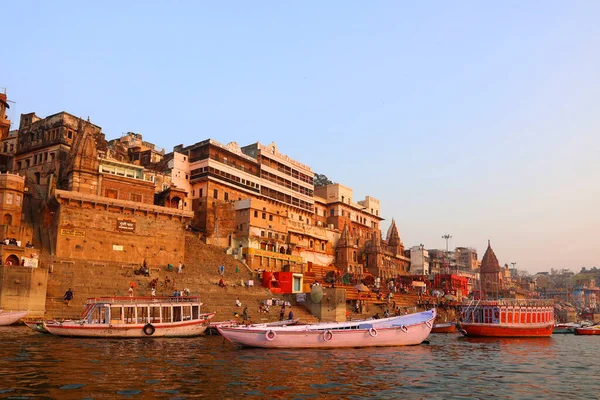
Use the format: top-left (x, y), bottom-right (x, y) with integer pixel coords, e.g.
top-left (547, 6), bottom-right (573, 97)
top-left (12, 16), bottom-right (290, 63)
top-left (431, 323), bottom-right (456, 334)
top-left (44, 313), bottom-right (215, 338)
top-left (460, 322), bottom-right (553, 337)
top-left (218, 310), bottom-right (435, 348)
top-left (0, 310), bottom-right (28, 326)
top-left (574, 326), bottom-right (600, 335)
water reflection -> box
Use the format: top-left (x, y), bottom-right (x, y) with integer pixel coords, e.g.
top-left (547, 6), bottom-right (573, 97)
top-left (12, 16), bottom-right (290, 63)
top-left (0, 326), bottom-right (598, 398)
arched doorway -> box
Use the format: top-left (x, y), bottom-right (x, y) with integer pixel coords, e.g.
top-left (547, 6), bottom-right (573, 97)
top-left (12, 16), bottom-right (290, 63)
top-left (5, 254), bottom-right (20, 266)
top-left (3, 213), bottom-right (12, 225)
top-left (169, 196), bottom-right (181, 209)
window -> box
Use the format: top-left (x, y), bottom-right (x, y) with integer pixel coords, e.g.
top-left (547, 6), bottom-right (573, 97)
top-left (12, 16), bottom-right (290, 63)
top-left (330, 209), bottom-right (334, 216)
top-left (321, 243), bottom-right (325, 251)
top-left (185, 174), bottom-right (189, 179)
top-left (261, 231), bottom-right (265, 237)
top-left (16, 161), bottom-right (21, 170)
top-left (224, 192), bottom-right (229, 201)
top-left (309, 240), bottom-right (313, 248)
top-left (105, 189), bottom-right (118, 199)
top-left (192, 190), bottom-right (195, 196)
top-left (254, 211), bottom-right (258, 218)
top-left (268, 232), bottom-right (272, 238)
top-left (269, 215), bottom-right (273, 221)
top-left (199, 188), bottom-right (203, 197)
top-left (213, 189), bottom-right (218, 199)
top-left (262, 213), bottom-right (266, 219)
top-left (6, 193), bottom-right (13, 205)
top-left (50, 153), bottom-right (55, 161)
top-left (68, 131), bottom-right (73, 139)
top-left (131, 193), bottom-right (142, 202)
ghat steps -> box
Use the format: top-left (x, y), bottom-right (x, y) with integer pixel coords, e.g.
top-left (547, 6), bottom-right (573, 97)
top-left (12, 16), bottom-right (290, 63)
top-left (43, 234), bottom-right (318, 324)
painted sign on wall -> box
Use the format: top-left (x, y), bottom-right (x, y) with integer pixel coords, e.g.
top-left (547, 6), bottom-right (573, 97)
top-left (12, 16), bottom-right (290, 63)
top-left (116, 219), bottom-right (136, 233)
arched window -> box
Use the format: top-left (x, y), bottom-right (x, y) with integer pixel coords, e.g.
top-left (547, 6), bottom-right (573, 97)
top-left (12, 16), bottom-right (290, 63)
top-left (3, 213), bottom-right (12, 225)
top-left (321, 243), bottom-right (325, 251)
top-left (309, 240), bottom-right (313, 248)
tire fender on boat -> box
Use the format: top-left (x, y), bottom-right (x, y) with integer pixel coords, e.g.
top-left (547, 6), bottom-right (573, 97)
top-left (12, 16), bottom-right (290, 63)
top-left (265, 330), bottom-right (276, 341)
top-left (369, 327), bottom-right (378, 337)
top-left (426, 321), bottom-right (433, 329)
top-left (323, 330), bottom-right (333, 342)
top-left (400, 325), bottom-right (409, 333)
top-left (143, 323), bottom-right (155, 336)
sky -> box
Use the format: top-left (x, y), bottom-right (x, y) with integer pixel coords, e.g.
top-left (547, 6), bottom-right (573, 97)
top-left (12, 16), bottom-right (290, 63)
top-left (3, 1), bottom-right (599, 273)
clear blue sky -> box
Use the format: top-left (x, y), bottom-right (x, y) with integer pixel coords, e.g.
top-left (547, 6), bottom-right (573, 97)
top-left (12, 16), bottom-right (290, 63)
top-left (4, 2), bottom-right (599, 273)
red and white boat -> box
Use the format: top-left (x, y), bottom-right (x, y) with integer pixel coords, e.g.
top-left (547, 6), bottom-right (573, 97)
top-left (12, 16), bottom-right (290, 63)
top-left (431, 322), bottom-right (457, 334)
top-left (574, 324), bottom-right (600, 335)
top-left (217, 309), bottom-right (435, 348)
top-left (459, 299), bottom-right (554, 337)
top-left (0, 309), bottom-right (28, 326)
top-left (43, 296), bottom-right (215, 338)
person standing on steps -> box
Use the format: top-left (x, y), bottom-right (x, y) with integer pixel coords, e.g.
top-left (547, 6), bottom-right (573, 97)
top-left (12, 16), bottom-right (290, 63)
top-left (279, 304), bottom-right (285, 321)
top-left (177, 261), bottom-right (183, 274)
top-left (63, 288), bottom-right (74, 306)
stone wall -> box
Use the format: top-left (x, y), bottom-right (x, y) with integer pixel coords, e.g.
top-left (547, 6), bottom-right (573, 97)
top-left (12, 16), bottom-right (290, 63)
top-left (51, 190), bottom-right (192, 266)
top-left (0, 265), bottom-right (48, 318)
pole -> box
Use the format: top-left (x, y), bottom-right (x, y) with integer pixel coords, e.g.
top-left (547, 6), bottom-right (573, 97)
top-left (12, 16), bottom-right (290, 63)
top-left (442, 234), bottom-right (452, 274)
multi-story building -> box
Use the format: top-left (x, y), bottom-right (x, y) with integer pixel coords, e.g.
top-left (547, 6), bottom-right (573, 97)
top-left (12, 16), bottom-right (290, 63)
top-left (0, 93), bottom-right (16, 172)
top-left (455, 247), bottom-right (478, 270)
top-left (13, 111), bottom-right (103, 193)
top-left (409, 245), bottom-right (430, 275)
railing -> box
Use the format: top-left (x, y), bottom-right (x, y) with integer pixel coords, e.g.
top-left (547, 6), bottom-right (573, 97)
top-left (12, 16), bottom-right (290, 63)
top-left (462, 298), bottom-right (480, 323)
top-left (86, 296), bottom-right (201, 305)
top-left (461, 299), bottom-right (554, 307)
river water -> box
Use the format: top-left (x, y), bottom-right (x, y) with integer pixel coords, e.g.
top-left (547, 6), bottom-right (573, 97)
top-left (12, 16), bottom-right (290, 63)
top-left (0, 326), bottom-right (598, 399)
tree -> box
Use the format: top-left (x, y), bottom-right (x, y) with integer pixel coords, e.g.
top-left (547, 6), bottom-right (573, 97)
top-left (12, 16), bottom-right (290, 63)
top-left (314, 173), bottom-right (334, 187)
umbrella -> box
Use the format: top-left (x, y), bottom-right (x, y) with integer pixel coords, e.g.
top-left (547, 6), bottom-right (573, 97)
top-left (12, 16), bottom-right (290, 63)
top-left (354, 284), bottom-right (370, 292)
top-left (444, 294), bottom-right (458, 301)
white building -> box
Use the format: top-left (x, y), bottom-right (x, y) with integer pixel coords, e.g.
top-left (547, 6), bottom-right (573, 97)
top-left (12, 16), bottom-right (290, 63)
top-left (410, 245), bottom-right (430, 275)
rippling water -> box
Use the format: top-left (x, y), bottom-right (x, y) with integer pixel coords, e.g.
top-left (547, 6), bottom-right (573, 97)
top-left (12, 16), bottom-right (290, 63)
top-left (1, 326), bottom-right (598, 399)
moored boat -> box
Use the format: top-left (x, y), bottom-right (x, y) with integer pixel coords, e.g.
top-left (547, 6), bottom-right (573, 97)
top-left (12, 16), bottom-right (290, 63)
top-left (43, 296), bottom-right (215, 338)
top-left (459, 299), bottom-right (554, 338)
top-left (553, 321), bottom-right (592, 334)
top-left (217, 309), bottom-right (435, 348)
top-left (0, 310), bottom-right (28, 326)
top-left (431, 322), bottom-right (457, 334)
top-left (574, 324), bottom-right (600, 335)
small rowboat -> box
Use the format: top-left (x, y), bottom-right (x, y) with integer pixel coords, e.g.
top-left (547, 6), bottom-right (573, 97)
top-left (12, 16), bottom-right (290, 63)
top-left (0, 310), bottom-right (28, 326)
top-left (218, 309), bottom-right (435, 349)
top-left (574, 324), bottom-right (600, 335)
top-left (431, 322), bottom-right (456, 333)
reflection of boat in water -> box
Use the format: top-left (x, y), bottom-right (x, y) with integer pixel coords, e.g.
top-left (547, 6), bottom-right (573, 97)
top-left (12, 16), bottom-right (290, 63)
top-left (218, 309), bottom-right (435, 349)
top-left (43, 296), bottom-right (215, 338)
top-left (431, 322), bottom-right (456, 334)
top-left (459, 299), bottom-right (554, 337)
top-left (0, 310), bottom-right (28, 326)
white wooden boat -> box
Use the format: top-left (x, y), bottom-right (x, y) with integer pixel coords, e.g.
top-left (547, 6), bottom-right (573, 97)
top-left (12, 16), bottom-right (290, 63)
top-left (0, 310), bottom-right (28, 326)
top-left (217, 309), bottom-right (436, 348)
top-left (43, 296), bottom-right (215, 338)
